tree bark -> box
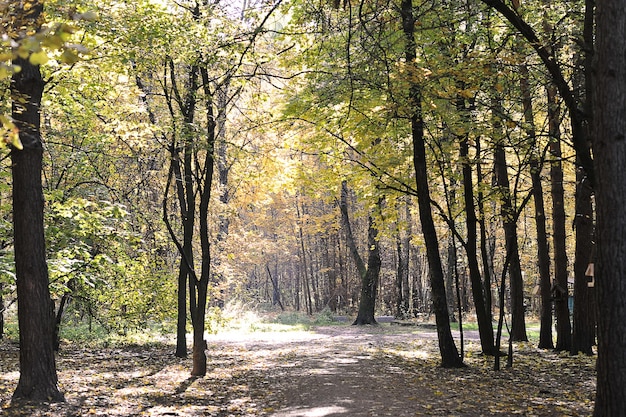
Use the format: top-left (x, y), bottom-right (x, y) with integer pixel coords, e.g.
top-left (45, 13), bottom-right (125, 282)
top-left (11, 46), bottom-right (64, 402)
top-left (593, 0), bottom-right (626, 412)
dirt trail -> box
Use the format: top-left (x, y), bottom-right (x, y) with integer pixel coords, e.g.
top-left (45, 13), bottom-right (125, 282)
top-left (206, 325), bottom-right (594, 417)
top-left (0, 324), bottom-right (595, 416)
top-left (207, 325), bottom-right (440, 417)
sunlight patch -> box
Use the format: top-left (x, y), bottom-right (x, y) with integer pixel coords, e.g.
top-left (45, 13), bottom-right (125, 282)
top-left (273, 405), bottom-right (350, 416)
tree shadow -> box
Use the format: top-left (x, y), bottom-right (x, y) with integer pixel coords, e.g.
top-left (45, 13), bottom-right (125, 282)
top-left (173, 375), bottom-right (200, 396)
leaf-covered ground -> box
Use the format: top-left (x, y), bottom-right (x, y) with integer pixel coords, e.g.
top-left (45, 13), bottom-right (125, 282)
top-left (0, 324), bottom-right (595, 416)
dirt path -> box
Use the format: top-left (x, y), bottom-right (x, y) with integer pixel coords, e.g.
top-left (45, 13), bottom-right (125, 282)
top-left (0, 324), bottom-right (595, 416)
top-left (207, 325), bottom-right (441, 417)
top-left (206, 325), bottom-right (594, 417)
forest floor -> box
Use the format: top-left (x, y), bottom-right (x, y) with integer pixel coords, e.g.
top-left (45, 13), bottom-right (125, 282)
top-left (0, 322), bottom-right (596, 416)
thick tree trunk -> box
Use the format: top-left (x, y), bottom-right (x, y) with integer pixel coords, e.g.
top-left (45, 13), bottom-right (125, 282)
top-left (593, 0), bottom-right (626, 412)
top-left (401, 0), bottom-right (462, 368)
top-left (353, 215), bottom-right (380, 325)
top-left (11, 51), bottom-right (64, 403)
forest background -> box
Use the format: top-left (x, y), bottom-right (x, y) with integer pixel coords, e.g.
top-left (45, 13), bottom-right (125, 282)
top-left (0, 0), bottom-right (624, 414)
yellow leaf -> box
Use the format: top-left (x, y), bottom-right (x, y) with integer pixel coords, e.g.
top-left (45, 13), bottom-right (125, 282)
top-left (11, 129), bottom-right (23, 150)
top-left (16, 47), bottom-right (30, 59)
top-left (29, 50), bottom-right (49, 65)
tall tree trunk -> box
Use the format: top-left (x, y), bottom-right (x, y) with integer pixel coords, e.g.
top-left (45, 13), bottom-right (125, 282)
top-left (493, 142), bottom-right (528, 342)
top-left (10, 8), bottom-right (64, 399)
top-left (190, 67), bottom-right (217, 377)
top-left (520, 66), bottom-right (553, 349)
top-left (593, 0), bottom-right (626, 411)
top-left (571, 2), bottom-right (595, 355)
top-left (548, 89), bottom-right (571, 352)
top-left (460, 114), bottom-right (496, 355)
top-left (401, 0), bottom-right (463, 368)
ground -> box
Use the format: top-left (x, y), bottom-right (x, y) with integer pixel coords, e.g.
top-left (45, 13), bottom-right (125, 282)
top-left (0, 323), bottom-right (595, 416)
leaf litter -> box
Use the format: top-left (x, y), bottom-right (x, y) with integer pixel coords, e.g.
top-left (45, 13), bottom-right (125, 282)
top-left (0, 325), bottom-right (595, 416)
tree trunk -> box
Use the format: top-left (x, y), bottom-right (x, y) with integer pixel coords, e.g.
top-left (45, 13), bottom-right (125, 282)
top-left (446, 234), bottom-right (457, 323)
top-left (571, 2), bottom-right (595, 355)
top-left (353, 215), bottom-right (381, 325)
top-left (460, 123), bottom-right (496, 355)
top-left (593, 0), bottom-right (626, 411)
top-left (296, 198), bottom-right (313, 314)
top-left (401, 0), bottom-right (463, 368)
top-left (175, 257), bottom-right (188, 358)
top-left (520, 66), bottom-right (553, 349)
top-left (571, 167), bottom-right (594, 355)
top-left (11, 47), bottom-right (64, 402)
top-left (190, 66), bottom-right (217, 377)
top-left (476, 136), bottom-right (494, 318)
top-left (324, 238), bottom-right (338, 312)
top-left (493, 142), bottom-right (528, 342)
top-left (395, 222), bottom-right (410, 319)
top-left (340, 181), bottom-right (379, 325)
top-left (549, 104), bottom-right (571, 352)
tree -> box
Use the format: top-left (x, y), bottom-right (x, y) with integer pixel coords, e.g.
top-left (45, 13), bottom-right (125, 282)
top-left (592, 0), bottom-right (626, 412)
top-left (492, 102), bottom-right (528, 343)
top-left (520, 63), bottom-right (551, 349)
top-left (339, 181), bottom-right (380, 325)
top-left (401, 0), bottom-right (463, 368)
top-left (9, 0), bottom-right (64, 403)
